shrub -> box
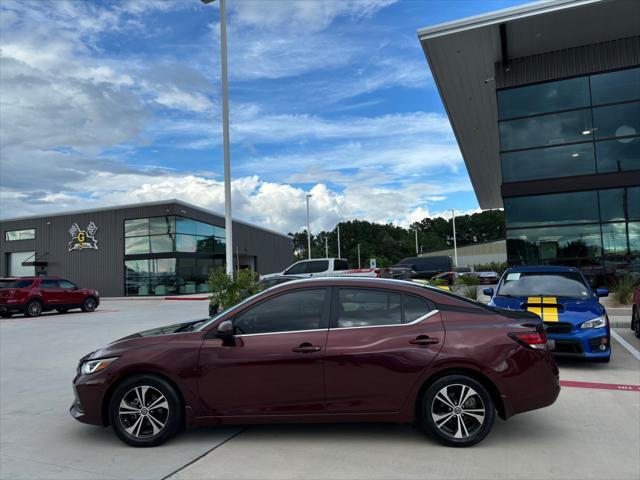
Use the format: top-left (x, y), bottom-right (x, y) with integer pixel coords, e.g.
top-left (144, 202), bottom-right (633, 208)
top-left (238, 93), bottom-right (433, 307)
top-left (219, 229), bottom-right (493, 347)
top-left (611, 274), bottom-right (638, 305)
top-left (208, 268), bottom-right (260, 310)
top-left (454, 274), bottom-right (480, 299)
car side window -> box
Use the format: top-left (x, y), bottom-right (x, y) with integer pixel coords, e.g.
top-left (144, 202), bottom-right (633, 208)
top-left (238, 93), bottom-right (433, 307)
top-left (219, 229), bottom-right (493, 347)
top-left (403, 295), bottom-right (434, 323)
top-left (233, 289), bottom-right (327, 335)
top-left (306, 260), bottom-right (329, 273)
top-left (59, 280), bottom-right (76, 289)
top-left (285, 262), bottom-right (307, 275)
top-left (337, 289), bottom-right (402, 328)
top-left (40, 279), bottom-right (59, 289)
top-left (334, 260), bottom-right (349, 271)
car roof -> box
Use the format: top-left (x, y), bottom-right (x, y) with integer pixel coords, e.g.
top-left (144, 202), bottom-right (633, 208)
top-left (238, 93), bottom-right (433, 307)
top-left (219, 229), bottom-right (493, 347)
top-left (266, 276), bottom-right (442, 295)
top-left (505, 265), bottom-right (581, 274)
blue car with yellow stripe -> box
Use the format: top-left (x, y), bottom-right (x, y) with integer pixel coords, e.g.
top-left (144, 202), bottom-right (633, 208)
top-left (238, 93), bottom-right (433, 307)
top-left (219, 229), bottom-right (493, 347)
top-left (484, 266), bottom-right (611, 362)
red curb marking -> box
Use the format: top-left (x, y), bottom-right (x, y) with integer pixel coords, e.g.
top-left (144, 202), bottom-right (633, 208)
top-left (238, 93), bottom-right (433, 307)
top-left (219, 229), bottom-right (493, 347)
top-left (560, 380), bottom-right (640, 392)
top-left (164, 297), bottom-right (209, 301)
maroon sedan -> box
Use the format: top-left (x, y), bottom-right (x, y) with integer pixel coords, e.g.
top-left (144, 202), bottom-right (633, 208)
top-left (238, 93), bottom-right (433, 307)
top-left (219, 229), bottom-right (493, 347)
top-left (0, 276), bottom-right (99, 318)
top-left (71, 278), bottom-right (559, 448)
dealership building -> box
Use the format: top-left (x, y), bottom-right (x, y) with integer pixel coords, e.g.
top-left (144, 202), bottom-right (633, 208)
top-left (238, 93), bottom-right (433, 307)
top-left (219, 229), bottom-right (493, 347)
top-left (0, 200), bottom-right (292, 296)
top-left (419, 0), bottom-right (640, 279)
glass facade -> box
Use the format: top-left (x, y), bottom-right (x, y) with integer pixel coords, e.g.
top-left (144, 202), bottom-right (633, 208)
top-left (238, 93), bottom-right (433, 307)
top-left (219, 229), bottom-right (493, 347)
top-left (124, 216), bottom-right (225, 295)
top-left (498, 67), bottom-right (640, 278)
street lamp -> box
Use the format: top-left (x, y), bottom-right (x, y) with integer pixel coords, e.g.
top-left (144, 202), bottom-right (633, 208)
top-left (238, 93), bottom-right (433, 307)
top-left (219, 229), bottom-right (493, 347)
top-left (201, 0), bottom-right (234, 278)
top-left (306, 194), bottom-right (313, 260)
top-left (451, 209), bottom-right (458, 267)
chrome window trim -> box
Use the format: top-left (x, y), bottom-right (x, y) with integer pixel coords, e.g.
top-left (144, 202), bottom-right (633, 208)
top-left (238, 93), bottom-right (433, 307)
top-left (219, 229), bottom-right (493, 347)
top-left (335, 309), bottom-right (440, 331)
top-left (235, 328), bottom-right (327, 338)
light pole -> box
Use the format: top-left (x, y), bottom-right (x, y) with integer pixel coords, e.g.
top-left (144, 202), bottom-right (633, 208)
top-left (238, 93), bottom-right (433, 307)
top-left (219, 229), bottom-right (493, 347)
top-left (324, 235), bottom-right (328, 258)
top-left (414, 228), bottom-right (419, 255)
top-left (337, 225), bottom-right (341, 259)
top-left (201, 0), bottom-right (233, 277)
top-left (306, 194), bottom-right (313, 260)
top-left (357, 243), bottom-right (361, 269)
top-left (451, 209), bottom-right (458, 267)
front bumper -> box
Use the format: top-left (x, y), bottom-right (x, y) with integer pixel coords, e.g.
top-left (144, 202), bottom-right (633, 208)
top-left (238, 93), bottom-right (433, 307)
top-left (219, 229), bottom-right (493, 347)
top-left (547, 326), bottom-right (610, 359)
top-left (70, 372), bottom-right (111, 426)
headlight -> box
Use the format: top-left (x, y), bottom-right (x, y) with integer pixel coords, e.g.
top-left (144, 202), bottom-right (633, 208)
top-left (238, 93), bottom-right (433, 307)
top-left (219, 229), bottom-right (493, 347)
top-left (581, 316), bottom-right (607, 329)
top-left (80, 357), bottom-right (118, 375)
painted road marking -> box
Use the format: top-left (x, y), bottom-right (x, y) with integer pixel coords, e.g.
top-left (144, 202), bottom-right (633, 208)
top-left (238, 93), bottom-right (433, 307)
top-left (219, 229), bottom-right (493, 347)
top-left (560, 380), bottom-right (640, 392)
top-left (611, 329), bottom-right (640, 361)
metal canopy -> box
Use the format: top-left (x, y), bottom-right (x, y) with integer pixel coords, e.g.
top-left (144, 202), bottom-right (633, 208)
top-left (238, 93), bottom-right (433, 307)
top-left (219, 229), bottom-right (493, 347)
top-left (418, 0), bottom-right (640, 209)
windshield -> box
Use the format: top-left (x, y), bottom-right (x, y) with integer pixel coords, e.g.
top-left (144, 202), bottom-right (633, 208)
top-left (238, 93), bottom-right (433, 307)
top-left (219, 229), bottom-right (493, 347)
top-left (497, 272), bottom-right (592, 298)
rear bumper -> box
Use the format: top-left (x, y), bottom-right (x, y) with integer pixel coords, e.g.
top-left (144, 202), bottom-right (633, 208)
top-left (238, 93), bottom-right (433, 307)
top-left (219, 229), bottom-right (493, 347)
top-left (0, 301), bottom-right (25, 314)
top-left (547, 327), bottom-right (610, 359)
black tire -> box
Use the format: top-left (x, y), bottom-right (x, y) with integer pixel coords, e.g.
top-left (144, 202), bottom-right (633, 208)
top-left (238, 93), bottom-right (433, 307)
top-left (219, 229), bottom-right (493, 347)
top-left (24, 299), bottom-right (43, 318)
top-left (109, 374), bottom-right (182, 447)
top-left (81, 297), bottom-right (97, 313)
top-left (1, 312), bottom-right (12, 318)
top-left (633, 307), bottom-right (640, 339)
top-left (420, 375), bottom-right (495, 447)
top-left (56, 307), bottom-right (69, 314)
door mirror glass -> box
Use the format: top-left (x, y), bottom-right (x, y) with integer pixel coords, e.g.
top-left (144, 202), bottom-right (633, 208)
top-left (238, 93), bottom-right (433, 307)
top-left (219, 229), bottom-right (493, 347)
top-left (595, 288), bottom-right (609, 298)
top-left (217, 320), bottom-right (234, 340)
top-left (483, 287), bottom-right (494, 297)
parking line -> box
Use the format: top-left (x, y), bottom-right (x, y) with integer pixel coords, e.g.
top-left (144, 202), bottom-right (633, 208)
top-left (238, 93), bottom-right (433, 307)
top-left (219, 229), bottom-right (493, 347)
top-left (560, 380), bottom-right (640, 392)
top-left (611, 330), bottom-right (640, 361)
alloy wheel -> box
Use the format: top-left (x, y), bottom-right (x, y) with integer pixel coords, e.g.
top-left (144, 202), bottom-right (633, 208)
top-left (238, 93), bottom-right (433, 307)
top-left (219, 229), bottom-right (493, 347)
top-left (118, 386), bottom-right (170, 439)
top-left (27, 301), bottom-right (42, 317)
top-left (430, 384), bottom-right (486, 439)
top-left (84, 298), bottom-right (96, 311)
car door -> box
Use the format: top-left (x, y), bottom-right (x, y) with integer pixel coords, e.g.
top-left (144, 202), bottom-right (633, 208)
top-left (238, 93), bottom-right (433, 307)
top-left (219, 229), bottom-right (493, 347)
top-left (39, 279), bottom-right (62, 306)
top-left (58, 279), bottom-right (84, 307)
top-left (197, 287), bottom-right (330, 417)
top-left (324, 287), bottom-right (444, 413)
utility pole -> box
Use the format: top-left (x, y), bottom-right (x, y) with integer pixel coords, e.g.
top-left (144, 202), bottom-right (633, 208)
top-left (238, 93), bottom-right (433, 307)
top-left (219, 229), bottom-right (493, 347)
top-left (451, 209), bottom-right (458, 267)
top-left (357, 243), bottom-right (361, 269)
top-left (306, 194), bottom-right (312, 260)
top-left (325, 235), bottom-right (328, 258)
top-left (414, 228), bottom-right (419, 255)
top-left (337, 225), bottom-right (341, 258)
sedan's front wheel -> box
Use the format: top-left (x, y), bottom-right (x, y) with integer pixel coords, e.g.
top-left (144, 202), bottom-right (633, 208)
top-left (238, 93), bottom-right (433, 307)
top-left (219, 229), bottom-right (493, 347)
top-left (421, 375), bottom-right (495, 447)
top-left (109, 375), bottom-right (182, 447)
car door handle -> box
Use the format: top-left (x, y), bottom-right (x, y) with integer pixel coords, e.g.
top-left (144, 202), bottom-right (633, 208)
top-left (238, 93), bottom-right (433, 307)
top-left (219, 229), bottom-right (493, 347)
top-left (409, 335), bottom-right (439, 346)
top-left (292, 343), bottom-right (322, 353)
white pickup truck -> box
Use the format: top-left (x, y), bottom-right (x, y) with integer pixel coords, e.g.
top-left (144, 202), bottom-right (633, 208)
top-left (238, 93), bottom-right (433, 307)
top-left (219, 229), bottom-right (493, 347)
top-left (261, 258), bottom-right (381, 280)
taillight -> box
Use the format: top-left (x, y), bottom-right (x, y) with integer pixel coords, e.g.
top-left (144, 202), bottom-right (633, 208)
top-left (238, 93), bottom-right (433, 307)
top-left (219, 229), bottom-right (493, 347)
top-left (509, 331), bottom-right (547, 350)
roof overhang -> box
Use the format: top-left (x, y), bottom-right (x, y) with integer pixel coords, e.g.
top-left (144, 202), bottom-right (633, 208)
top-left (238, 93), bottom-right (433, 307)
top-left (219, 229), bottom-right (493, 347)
top-left (418, 0), bottom-right (640, 209)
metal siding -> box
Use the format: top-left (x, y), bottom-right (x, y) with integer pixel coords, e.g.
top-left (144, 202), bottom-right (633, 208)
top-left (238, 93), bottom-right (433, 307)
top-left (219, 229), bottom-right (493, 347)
top-left (0, 202), bottom-right (293, 296)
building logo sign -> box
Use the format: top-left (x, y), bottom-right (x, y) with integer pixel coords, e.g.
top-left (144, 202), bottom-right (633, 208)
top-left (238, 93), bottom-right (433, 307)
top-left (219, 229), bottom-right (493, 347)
top-left (68, 222), bottom-right (99, 251)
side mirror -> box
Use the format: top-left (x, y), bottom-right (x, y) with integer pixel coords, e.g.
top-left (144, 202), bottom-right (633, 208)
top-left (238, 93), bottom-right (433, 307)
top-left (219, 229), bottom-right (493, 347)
top-left (217, 320), bottom-right (235, 340)
top-left (595, 288), bottom-right (609, 298)
top-left (483, 287), bottom-right (494, 297)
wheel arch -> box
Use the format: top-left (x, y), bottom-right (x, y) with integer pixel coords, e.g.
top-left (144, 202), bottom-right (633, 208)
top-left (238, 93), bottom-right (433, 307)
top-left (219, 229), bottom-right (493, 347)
top-left (415, 367), bottom-right (506, 421)
top-left (101, 370), bottom-right (186, 427)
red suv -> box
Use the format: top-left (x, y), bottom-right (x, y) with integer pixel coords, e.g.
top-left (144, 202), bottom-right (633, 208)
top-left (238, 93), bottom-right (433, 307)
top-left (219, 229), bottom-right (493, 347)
top-left (0, 277), bottom-right (99, 318)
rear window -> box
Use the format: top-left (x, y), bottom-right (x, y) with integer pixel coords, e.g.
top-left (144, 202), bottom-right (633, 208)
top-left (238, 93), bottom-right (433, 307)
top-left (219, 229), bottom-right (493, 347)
top-left (6, 280), bottom-right (33, 288)
top-left (497, 272), bottom-right (591, 298)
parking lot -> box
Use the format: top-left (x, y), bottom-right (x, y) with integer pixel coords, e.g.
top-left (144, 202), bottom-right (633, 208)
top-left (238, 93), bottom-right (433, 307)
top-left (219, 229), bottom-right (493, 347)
top-left (1, 299), bottom-right (638, 480)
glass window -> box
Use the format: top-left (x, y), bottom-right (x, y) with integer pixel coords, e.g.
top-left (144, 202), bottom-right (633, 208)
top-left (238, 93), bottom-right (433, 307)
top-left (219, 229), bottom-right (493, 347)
top-left (233, 289), bottom-right (327, 335)
top-left (629, 222), bottom-right (640, 255)
top-left (126, 260), bottom-right (150, 296)
top-left (599, 189), bottom-right (626, 222)
top-left (149, 216), bottom-right (175, 235)
top-left (629, 187), bottom-right (640, 220)
top-left (501, 143), bottom-right (595, 182)
top-left (7, 280), bottom-right (33, 288)
top-left (504, 191), bottom-right (599, 228)
top-left (125, 236), bottom-right (150, 255)
top-left (213, 237), bottom-right (225, 254)
top-left (195, 221), bottom-right (215, 237)
top-left (497, 77), bottom-right (589, 119)
top-left (59, 280), bottom-right (76, 289)
top-left (5, 229), bottom-right (36, 241)
top-left (595, 136), bottom-right (640, 173)
top-left (593, 102), bottom-right (640, 140)
top-left (306, 260), bottom-right (329, 274)
top-left (150, 234), bottom-right (174, 253)
top-left (403, 295), bottom-right (433, 323)
top-left (40, 279), bottom-right (59, 289)
top-left (499, 109), bottom-right (592, 151)
top-left (284, 262), bottom-right (308, 275)
top-left (601, 223), bottom-right (629, 255)
top-left (507, 225), bottom-right (602, 263)
top-left (337, 289), bottom-right (402, 328)
top-left (176, 218), bottom-right (197, 235)
top-left (591, 68), bottom-right (640, 105)
top-left (334, 259), bottom-right (349, 271)
top-left (196, 236), bottom-right (214, 253)
top-left (176, 234), bottom-right (197, 253)
top-left (124, 218), bottom-right (149, 237)
top-left (497, 272), bottom-right (590, 298)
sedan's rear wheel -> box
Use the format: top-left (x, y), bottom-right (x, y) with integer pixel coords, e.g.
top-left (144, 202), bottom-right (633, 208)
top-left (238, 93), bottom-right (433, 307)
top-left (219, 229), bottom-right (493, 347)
top-left (24, 300), bottom-right (42, 318)
top-left (109, 375), bottom-right (182, 447)
top-left (421, 375), bottom-right (495, 447)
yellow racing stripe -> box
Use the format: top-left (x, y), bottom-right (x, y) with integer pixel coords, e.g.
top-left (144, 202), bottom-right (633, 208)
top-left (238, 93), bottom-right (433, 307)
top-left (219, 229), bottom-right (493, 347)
top-left (526, 296), bottom-right (558, 322)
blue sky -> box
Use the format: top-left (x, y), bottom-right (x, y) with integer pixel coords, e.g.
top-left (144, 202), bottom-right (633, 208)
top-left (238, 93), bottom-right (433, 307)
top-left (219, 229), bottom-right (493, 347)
top-left (0, 0), bottom-right (523, 233)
